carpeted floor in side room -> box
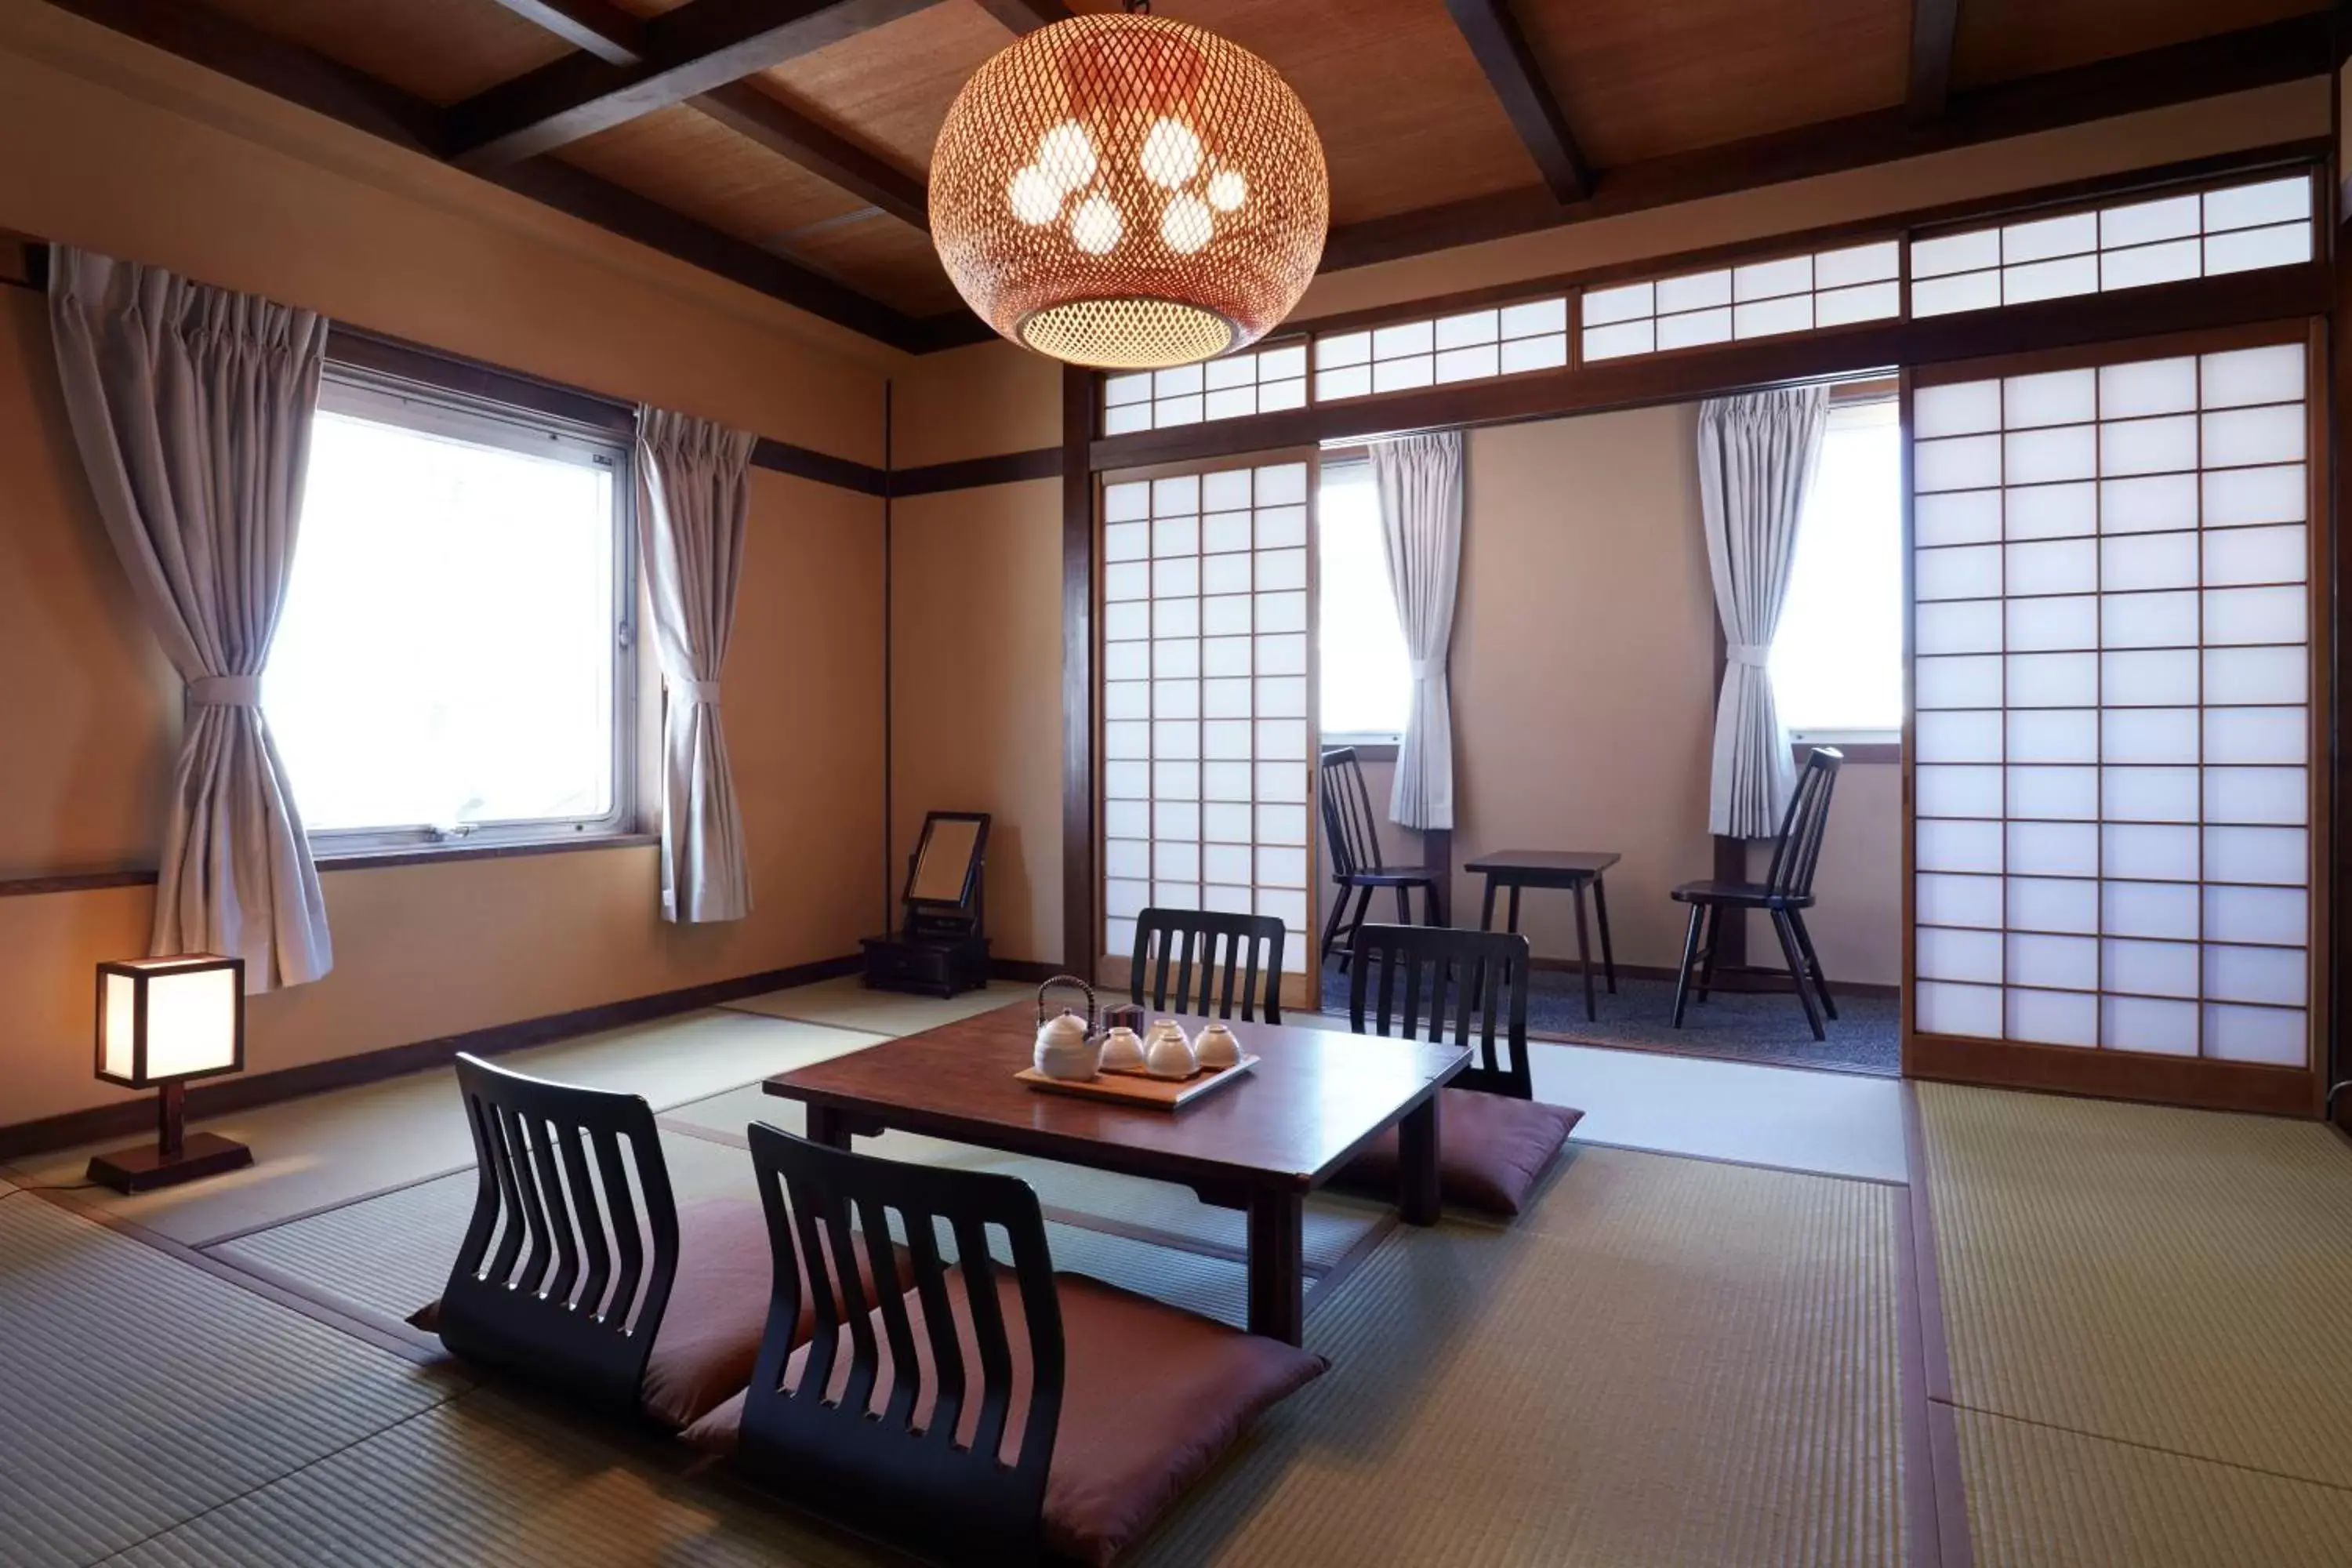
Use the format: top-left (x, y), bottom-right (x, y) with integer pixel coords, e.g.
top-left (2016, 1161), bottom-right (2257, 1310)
top-left (1323, 967), bottom-right (1900, 1074)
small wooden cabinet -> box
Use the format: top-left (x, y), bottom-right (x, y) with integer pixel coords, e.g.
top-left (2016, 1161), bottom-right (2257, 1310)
top-left (862, 811), bottom-right (992, 999)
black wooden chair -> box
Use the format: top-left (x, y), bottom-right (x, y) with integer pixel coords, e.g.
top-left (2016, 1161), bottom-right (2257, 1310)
top-left (1338, 924), bottom-right (1584, 1217)
top-left (1669, 746), bottom-right (1844, 1040)
top-left (1318, 746), bottom-right (1443, 970)
top-left (1131, 907), bottom-right (1285, 1022)
top-left (428, 1054), bottom-right (806, 1431)
top-left (697, 1123), bottom-right (1327, 1567)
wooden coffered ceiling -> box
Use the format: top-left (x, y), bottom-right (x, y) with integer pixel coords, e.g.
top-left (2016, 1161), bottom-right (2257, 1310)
top-left (37, 0), bottom-right (2335, 352)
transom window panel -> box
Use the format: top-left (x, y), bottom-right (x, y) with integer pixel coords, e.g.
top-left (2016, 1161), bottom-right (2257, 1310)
top-left (267, 373), bottom-right (634, 851)
top-left (1103, 343), bottom-right (1308, 434)
top-left (1580, 242), bottom-right (1900, 364)
top-left (1910, 338), bottom-right (2313, 1068)
top-left (1314, 299), bottom-right (1568, 401)
top-left (1911, 174), bottom-right (2314, 318)
top-left (1103, 459), bottom-right (1313, 975)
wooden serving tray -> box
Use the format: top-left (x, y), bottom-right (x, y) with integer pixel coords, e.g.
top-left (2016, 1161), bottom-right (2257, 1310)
top-left (1015, 1055), bottom-right (1258, 1109)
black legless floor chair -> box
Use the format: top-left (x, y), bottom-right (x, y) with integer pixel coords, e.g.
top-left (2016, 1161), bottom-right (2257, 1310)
top-left (679, 1123), bottom-right (1327, 1566)
top-left (416, 1053), bottom-right (896, 1430)
top-left (1668, 746), bottom-right (1844, 1041)
top-left (1335, 924), bottom-right (1584, 1218)
top-left (1131, 906), bottom-right (1287, 1022)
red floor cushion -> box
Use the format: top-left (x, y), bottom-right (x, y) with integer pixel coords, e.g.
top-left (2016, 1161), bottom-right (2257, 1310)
top-left (683, 1268), bottom-right (1327, 1566)
top-left (415, 1196), bottom-right (905, 1432)
top-left (1338, 1088), bottom-right (1582, 1217)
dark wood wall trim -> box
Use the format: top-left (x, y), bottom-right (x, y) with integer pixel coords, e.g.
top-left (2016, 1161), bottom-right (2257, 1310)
top-left (1094, 263), bottom-right (2328, 470)
top-left (1907, 1034), bottom-right (2318, 1119)
top-left (888, 447), bottom-right (1065, 496)
top-left (0, 832), bottom-right (667, 898)
top-left (1060, 365), bottom-right (1098, 978)
top-left (752, 434), bottom-right (888, 495)
top-left (1320, 16), bottom-right (2332, 273)
top-left (0, 953), bottom-right (862, 1160)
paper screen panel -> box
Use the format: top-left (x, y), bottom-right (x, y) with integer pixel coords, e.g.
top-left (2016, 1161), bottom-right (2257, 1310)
top-left (1103, 460), bottom-right (1312, 976)
top-left (1909, 340), bottom-right (2312, 1065)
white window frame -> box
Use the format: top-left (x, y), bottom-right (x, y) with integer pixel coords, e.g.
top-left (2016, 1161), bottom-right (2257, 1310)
top-left (286, 368), bottom-right (640, 857)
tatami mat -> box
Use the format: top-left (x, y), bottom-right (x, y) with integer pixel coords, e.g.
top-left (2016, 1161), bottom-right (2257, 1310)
top-left (1918, 1083), bottom-right (2352, 1490)
top-left (0, 1193), bottom-right (459, 1568)
top-left (210, 1130), bottom-right (761, 1326)
top-left (4, 1011), bottom-right (873, 1247)
top-left (1134, 1145), bottom-right (1906, 1568)
top-left (1955, 1408), bottom-right (2352, 1567)
top-left (106, 1387), bottom-right (882, 1568)
top-left (719, 975), bottom-right (1027, 1036)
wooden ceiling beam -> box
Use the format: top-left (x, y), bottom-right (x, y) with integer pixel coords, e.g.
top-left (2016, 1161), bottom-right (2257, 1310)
top-left (1907, 0), bottom-right (1962, 123)
top-left (972, 0), bottom-right (1076, 34)
top-left (691, 83), bottom-right (928, 229)
top-left (479, 0), bottom-right (645, 66)
top-left (1442, 0), bottom-right (1591, 204)
top-left (36, 0), bottom-right (941, 350)
top-left (446, 0), bottom-right (945, 169)
top-left (1326, 13), bottom-right (2331, 272)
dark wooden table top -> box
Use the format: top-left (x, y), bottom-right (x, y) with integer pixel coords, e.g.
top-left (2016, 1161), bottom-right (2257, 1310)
top-left (1462, 849), bottom-right (1622, 877)
top-left (763, 1001), bottom-right (1468, 1196)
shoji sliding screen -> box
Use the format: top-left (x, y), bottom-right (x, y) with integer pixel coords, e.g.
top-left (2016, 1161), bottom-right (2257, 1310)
top-left (1099, 457), bottom-right (1318, 1008)
top-left (1905, 326), bottom-right (2325, 1109)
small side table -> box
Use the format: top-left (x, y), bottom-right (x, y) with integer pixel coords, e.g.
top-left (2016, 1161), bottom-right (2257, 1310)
top-left (1464, 851), bottom-right (1621, 1022)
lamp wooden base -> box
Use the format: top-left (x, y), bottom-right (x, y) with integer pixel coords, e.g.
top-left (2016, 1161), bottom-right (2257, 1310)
top-left (87, 1131), bottom-right (252, 1193)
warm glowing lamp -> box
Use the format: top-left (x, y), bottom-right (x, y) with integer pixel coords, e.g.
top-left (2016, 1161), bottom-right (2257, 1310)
top-left (928, 6), bottom-right (1328, 369)
top-left (88, 955), bottom-right (252, 1193)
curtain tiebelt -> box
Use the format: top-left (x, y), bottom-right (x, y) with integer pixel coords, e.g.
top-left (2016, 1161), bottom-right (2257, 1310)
top-left (188, 674), bottom-right (262, 706)
top-left (673, 678), bottom-right (723, 704)
top-left (1726, 644), bottom-right (1771, 668)
top-left (1408, 658), bottom-right (1441, 681)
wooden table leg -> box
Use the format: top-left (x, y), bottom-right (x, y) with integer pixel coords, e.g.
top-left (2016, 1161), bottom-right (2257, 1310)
top-left (1397, 1094), bottom-right (1441, 1227)
top-left (1573, 880), bottom-right (1597, 1022)
top-left (1506, 883), bottom-right (1523, 933)
top-left (1593, 873), bottom-right (1618, 993)
top-left (805, 1104), bottom-right (852, 1150)
top-left (1479, 875), bottom-right (1498, 931)
top-left (1246, 1189), bottom-right (1306, 1345)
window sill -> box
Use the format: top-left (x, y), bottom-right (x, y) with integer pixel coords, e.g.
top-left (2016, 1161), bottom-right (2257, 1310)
top-left (1323, 736), bottom-right (1400, 761)
top-left (314, 832), bottom-right (659, 873)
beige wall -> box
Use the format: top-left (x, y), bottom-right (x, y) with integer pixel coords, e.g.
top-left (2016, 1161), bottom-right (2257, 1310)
top-left (0, 26), bottom-right (890, 1128)
top-left (888, 478), bottom-right (1065, 964)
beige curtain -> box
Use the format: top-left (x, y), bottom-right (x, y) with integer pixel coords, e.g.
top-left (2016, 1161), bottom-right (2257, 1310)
top-left (637, 406), bottom-right (756, 923)
top-left (1697, 387), bottom-right (1829, 838)
top-left (1370, 431), bottom-right (1464, 831)
top-left (47, 247), bottom-right (333, 989)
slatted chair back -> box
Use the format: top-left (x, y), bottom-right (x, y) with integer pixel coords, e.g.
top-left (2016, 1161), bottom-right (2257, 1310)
top-left (1318, 746), bottom-right (1385, 880)
top-left (1132, 908), bottom-right (1286, 1022)
top-left (1348, 924), bottom-right (1536, 1099)
top-left (739, 1121), bottom-right (1065, 1567)
top-left (1762, 747), bottom-right (1844, 902)
top-left (439, 1052), bottom-right (681, 1415)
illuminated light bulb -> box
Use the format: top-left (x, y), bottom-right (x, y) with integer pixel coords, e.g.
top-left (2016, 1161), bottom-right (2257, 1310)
top-left (1160, 193), bottom-right (1213, 254)
top-left (1069, 194), bottom-right (1123, 254)
top-left (1206, 168), bottom-right (1247, 212)
top-left (1007, 165), bottom-right (1063, 225)
top-left (1035, 121), bottom-right (1098, 191)
top-left (1140, 118), bottom-right (1203, 188)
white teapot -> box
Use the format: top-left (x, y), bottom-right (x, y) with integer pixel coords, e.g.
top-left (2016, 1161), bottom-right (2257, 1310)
top-left (1033, 975), bottom-right (1102, 1081)
top-left (1145, 1020), bottom-right (1197, 1080)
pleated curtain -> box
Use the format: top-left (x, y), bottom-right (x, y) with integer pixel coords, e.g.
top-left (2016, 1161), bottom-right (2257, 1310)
top-left (1696, 387), bottom-right (1829, 838)
top-left (46, 246), bottom-right (335, 989)
top-left (637, 406), bottom-right (756, 923)
top-left (1369, 431), bottom-right (1465, 831)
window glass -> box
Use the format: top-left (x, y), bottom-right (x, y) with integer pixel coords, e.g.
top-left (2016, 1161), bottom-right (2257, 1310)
top-left (1771, 397), bottom-right (1902, 735)
top-left (1317, 461), bottom-right (1413, 736)
top-left (265, 377), bottom-right (632, 846)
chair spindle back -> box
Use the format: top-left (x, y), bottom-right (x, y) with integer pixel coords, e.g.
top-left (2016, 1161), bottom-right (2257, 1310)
top-left (1132, 908), bottom-right (1285, 1022)
top-left (1347, 924), bottom-right (1535, 1099)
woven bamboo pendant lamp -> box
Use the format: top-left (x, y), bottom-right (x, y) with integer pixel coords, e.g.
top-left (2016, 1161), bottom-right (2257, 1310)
top-left (930, 5), bottom-right (1328, 370)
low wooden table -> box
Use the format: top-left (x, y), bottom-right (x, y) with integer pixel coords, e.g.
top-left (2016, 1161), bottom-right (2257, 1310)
top-left (1465, 849), bottom-right (1621, 1022)
top-left (763, 1002), bottom-right (1468, 1345)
